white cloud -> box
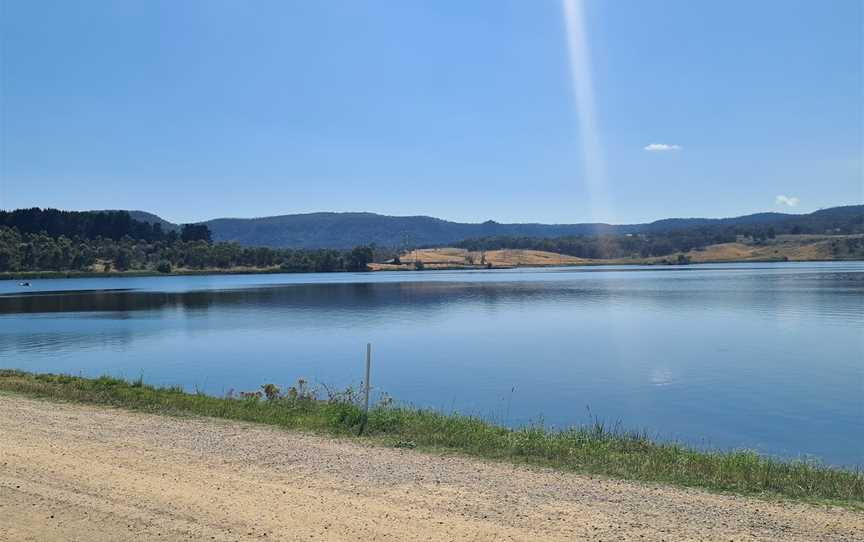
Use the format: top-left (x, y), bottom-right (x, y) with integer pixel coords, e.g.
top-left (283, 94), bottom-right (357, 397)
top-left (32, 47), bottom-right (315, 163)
top-left (775, 195), bottom-right (800, 207)
top-left (644, 143), bottom-right (682, 152)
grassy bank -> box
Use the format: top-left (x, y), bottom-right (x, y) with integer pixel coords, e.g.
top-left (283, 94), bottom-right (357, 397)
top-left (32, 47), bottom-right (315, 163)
top-left (0, 370), bottom-right (861, 508)
top-left (0, 267), bottom-right (293, 281)
top-left (1, 270), bottom-right (158, 280)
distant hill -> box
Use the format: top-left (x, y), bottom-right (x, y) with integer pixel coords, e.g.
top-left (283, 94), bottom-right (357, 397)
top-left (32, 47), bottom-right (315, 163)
top-left (94, 210), bottom-right (180, 232)
top-left (126, 210), bottom-right (180, 232)
top-left (122, 205), bottom-right (864, 249)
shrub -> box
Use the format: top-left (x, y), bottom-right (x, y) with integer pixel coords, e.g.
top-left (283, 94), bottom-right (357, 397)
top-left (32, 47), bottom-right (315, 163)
top-left (261, 383), bottom-right (281, 401)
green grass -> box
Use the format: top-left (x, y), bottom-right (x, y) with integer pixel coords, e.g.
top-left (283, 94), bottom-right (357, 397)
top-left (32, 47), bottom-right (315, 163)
top-left (0, 270), bottom-right (158, 280)
top-left (0, 267), bottom-right (290, 281)
top-left (1, 369), bottom-right (861, 508)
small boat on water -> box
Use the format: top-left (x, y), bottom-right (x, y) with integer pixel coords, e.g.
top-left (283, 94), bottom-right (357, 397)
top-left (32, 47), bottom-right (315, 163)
top-left (19, 281), bottom-right (30, 287)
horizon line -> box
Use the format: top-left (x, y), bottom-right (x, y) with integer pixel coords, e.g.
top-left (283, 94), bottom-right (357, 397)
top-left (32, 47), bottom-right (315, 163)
top-left (2, 204), bottom-right (858, 228)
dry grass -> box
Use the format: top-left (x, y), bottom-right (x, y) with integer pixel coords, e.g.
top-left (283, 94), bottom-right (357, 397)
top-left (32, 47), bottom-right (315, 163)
top-left (370, 235), bottom-right (863, 271)
top-left (687, 237), bottom-right (839, 263)
top-left (370, 248), bottom-right (587, 270)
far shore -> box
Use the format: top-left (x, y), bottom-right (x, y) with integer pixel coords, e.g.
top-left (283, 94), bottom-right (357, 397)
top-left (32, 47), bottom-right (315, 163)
top-left (0, 259), bottom-right (805, 282)
top-left (2, 255), bottom-right (861, 282)
top-left (0, 267), bottom-right (290, 281)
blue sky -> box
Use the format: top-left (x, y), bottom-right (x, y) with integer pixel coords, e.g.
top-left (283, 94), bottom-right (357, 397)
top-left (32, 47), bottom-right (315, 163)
top-left (1, 0), bottom-right (861, 224)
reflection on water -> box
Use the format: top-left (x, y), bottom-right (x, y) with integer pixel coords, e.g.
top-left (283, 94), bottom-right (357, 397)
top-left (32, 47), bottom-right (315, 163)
top-left (1, 262), bottom-right (862, 466)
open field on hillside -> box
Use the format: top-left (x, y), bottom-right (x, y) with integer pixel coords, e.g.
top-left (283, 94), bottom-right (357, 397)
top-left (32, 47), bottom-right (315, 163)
top-left (370, 235), bottom-right (864, 271)
top-left (371, 247), bottom-right (590, 270)
top-left (685, 235), bottom-right (857, 263)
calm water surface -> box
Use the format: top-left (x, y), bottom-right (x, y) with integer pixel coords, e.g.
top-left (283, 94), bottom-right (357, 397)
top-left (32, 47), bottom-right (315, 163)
top-left (1, 262), bottom-right (862, 466)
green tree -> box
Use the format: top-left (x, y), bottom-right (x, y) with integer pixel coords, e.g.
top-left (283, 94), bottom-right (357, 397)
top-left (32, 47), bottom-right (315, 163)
top-left (114, 249), bottom-right (131, 271)
top-left (180, 224), bottom-right (212, 242)
top-left (0, 227), bottom-right (22, 271)
top-left (347, 246), bottom-right (373, 272)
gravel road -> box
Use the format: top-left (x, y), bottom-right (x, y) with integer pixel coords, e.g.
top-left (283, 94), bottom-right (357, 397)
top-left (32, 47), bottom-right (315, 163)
top-left (0, 394), bottom-right (860, 541)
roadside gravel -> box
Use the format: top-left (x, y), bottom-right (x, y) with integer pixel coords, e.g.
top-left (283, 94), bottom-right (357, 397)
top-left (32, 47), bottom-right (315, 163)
top-left (0, 394), bottom-right (861, 541)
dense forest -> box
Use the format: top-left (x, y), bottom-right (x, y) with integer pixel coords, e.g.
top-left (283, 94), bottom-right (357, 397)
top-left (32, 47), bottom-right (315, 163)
top-left (0, 209), bottom-right (375, 274)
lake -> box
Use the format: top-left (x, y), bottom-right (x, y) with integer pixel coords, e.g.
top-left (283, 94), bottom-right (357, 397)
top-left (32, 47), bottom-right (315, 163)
top-left (1, 262), bottom-right (862, 466)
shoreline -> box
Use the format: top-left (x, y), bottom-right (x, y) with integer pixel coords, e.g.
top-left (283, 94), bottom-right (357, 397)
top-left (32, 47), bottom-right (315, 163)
top-left (0, 370), bottom-right (861, 509)
top-left (0, 267), bottom-right (291, 281)
top-left (3, 392), bottom-right (861, 541)
top-left (1, 256), bottom-right (862, 281)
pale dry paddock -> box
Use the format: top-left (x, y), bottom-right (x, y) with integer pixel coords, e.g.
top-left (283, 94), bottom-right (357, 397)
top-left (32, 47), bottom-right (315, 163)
top-left (370, 248), bottom-right (588, 270)
top-left (368, 235), bottom-right (864, 271)
top-left (0, 394), bottom-right (861, 541)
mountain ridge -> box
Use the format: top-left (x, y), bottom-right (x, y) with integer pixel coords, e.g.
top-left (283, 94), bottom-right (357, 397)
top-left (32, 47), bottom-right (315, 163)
top-left (121, 206), bottom-right (863, 249)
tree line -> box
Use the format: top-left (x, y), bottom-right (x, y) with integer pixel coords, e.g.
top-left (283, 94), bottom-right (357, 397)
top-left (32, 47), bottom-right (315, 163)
top-left (0, 208), bottom-right (211, 242)
top-left (453, 227), bottom-right (746, 259)
top-left (453, 219), bottom-right (864, 259)
top-left (0, 209), bottom-right (374, 273)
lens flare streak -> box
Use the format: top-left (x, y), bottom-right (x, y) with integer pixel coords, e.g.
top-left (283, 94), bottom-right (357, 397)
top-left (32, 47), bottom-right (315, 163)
top-left (561, 0), bottom-right (613, 225)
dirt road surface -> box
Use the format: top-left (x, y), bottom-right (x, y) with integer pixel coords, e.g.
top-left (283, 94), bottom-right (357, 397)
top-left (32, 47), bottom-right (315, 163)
top-left (0, 394), bottom-right (860, 541)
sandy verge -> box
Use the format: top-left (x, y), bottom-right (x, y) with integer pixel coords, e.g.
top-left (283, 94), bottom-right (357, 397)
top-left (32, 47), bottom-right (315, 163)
top-left (0, 394), bottom-right (860, 541)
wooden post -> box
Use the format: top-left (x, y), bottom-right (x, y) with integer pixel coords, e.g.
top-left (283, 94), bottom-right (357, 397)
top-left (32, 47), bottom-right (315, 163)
top-left (359, 343), bottom-right (372, 436)
top-left (363, 342), bottom-right (372, 413)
